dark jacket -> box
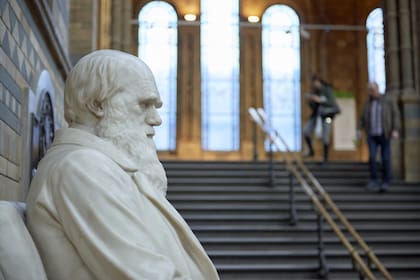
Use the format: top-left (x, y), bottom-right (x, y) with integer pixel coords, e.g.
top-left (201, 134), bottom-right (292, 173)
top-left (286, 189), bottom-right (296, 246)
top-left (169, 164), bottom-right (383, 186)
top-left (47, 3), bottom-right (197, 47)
top-left (308, 84), bottom-right (339, 119)
top-left (359, 94), bottom-right (401, 138)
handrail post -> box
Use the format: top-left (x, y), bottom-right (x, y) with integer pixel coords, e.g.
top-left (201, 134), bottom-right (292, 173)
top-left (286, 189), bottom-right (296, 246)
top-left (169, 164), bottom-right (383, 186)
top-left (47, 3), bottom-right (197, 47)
top-left (253, 122), bottom-right (258, 161)
top-left (269, 141), bottom-right (275, 187)
top-left (351, 258), bottom-right (365, 280)
top-left (317, 208), bottom-right (329, 279)
top-left (289, 170), bottom-right (297, 225)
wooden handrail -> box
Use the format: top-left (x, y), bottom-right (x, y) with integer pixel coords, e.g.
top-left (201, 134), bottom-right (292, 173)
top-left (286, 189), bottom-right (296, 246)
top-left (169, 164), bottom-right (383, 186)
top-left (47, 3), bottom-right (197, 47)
top-left (248, 107), bottom-right (393, 280)
top-left (296, 161), bottom-right (393, 280)
top-left (257, 106), bottom-right (392, 279)
top-left (288, 166), bottom-right (376, 280)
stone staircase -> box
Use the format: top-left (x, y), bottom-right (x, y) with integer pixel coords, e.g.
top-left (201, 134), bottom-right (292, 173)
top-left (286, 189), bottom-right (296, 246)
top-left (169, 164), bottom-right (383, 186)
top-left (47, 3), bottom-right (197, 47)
top-left (163, 160), bottom-right (420, 279)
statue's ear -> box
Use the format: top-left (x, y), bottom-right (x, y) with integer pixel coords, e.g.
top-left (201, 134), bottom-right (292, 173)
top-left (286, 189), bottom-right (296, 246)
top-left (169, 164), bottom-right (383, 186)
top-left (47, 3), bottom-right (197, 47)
top-left (86, 100), bottom-right (105, 118)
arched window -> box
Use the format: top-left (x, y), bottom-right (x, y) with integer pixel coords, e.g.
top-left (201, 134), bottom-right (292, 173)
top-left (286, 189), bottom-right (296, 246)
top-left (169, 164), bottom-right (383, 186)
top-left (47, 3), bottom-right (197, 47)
top-left (262, 5), bottom-right (301, 151)
top-left (366, 8), bottom-right (385, 93)
top-left (31, 71), bottom-right (56, 178)
top-left (201, 0), bottom-right (239, 151)
top-left (138, 1), bottom-right (177, 150)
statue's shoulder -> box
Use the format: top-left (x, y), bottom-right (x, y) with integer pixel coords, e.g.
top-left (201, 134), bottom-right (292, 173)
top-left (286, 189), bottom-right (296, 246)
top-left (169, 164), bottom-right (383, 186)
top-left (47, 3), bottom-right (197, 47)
top-left (58, 147), bottom-right (115, 169)
top-left (42, 129), bottom-right (137, 174)
top-left (37, 144), bottom-right (114, 177)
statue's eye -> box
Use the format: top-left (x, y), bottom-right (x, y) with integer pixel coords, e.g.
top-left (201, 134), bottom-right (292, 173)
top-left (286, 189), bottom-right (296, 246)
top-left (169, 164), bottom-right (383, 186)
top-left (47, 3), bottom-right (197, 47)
top-left (139, 100), bottom-right (155, 110)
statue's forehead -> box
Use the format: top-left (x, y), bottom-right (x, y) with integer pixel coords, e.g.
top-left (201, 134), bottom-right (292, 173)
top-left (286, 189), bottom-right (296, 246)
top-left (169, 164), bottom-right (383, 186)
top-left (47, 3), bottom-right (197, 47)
top-left (113, 59), bottom-right (161, 100)
top-left (125, 76), bottom-right (160, 100)
top-left (131, 74), bottom-right (158, 90)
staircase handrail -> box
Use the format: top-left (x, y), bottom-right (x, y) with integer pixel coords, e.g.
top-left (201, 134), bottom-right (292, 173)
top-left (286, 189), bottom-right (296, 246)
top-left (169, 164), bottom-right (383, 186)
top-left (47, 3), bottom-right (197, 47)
top-left (295, 160), bottom-right (393, 280)
top-left (253, 107), bottom-right (393, 280)
top-left (248, 107), bottom-right (393, 280)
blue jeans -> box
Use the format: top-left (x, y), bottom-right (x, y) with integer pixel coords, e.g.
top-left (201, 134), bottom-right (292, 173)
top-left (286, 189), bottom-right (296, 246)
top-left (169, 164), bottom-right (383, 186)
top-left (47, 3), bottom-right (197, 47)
top-left (367, 135), bottom-right (391, 184)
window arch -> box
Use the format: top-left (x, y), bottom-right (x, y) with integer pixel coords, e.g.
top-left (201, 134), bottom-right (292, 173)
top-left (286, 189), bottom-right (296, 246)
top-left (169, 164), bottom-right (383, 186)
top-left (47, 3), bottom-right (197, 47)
top-left (366, 8), bottom-right (386, 93)
top-left (262, 5), bottom-right (301, 151)
top-left (31, 71), bottom-right (57, 178)
top-left (138, 1), bottom-right (178, 150)
top-left (201, 0), bottom-right (239, 151)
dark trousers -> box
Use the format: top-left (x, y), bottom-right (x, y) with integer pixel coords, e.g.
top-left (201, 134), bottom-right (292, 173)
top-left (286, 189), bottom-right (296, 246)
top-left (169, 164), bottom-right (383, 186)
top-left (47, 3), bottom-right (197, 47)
top-left (303, 116), bottom-right (332, 146)
top-left (303, 116), bottom-right (332, 161)
top-left (367, 135), bottom-right (391, 184)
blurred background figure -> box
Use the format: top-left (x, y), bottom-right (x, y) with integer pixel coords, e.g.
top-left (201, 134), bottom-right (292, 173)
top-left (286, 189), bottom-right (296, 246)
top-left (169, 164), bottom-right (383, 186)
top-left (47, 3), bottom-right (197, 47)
top-left (303, 75), bottom-right (340, 163)
top-left (357, 82), bottom-right (400, 192)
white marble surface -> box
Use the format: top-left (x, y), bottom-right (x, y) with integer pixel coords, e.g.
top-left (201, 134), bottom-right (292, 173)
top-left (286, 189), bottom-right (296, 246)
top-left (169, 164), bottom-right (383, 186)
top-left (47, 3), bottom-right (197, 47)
top-left (26, 50), bottom-right (219, 280)
top-left (0, 201), bottom-right (47, 280)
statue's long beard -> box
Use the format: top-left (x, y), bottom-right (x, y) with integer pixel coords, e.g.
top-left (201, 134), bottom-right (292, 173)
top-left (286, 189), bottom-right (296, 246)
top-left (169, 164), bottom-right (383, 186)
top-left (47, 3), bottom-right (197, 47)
top-left (96, 112), bottom-right (168, 196)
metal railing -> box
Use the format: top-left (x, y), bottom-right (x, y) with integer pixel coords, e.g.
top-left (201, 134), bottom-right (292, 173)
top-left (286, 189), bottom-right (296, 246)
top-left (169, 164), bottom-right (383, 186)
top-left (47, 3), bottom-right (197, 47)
top-left (248, 107), bottom-right (393, 280)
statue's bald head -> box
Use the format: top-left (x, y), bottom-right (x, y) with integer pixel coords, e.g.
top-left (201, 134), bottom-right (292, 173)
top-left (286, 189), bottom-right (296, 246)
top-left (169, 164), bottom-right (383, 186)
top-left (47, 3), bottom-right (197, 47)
top-left (64, 49), bottom-right (156, 127)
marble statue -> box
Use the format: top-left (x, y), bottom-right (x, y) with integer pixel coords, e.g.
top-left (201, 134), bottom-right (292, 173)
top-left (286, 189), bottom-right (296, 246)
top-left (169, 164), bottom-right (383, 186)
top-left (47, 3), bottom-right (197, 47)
top-left (0, 201), bottom-right (47, 280)
top-left (26, 50), bottom-right (219, 280)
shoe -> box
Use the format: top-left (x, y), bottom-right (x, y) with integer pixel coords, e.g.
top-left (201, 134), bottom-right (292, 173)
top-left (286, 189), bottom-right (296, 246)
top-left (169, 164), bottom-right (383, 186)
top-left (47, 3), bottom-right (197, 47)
top-left (380, 182), bottom-right (390, 193)
top-left (366, 181), bottom-right (379, 192)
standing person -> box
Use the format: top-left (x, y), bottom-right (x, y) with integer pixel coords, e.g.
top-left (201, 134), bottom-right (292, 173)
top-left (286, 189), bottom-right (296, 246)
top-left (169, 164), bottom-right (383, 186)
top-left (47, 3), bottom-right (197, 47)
top-left (303, 75), bottom-right (340, 163)
top-left (26, 50), bottom-right (219, 280)
top-left (357, 81), bottom-right (400, 192)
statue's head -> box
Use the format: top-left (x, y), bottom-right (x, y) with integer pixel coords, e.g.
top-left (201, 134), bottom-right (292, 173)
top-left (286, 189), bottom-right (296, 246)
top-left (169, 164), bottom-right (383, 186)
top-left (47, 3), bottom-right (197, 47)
top-left (64, 49), bottom-right (162, 130)
top-left (64, 50), bottom-right (167, 193)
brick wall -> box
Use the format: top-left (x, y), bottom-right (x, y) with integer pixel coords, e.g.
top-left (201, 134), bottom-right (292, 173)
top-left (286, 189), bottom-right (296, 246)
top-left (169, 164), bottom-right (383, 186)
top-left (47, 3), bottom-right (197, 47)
top-left (0, 0), bottom-right (70, 201)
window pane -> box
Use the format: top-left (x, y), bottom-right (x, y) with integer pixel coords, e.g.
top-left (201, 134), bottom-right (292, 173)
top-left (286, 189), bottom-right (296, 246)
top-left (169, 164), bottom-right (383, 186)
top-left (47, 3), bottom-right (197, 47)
top-left (201, 0), bottom-right (239, 151)
top-left (367, 8), bottom-right (386, 93)
top-left (138, 1), bottom-right (177, 150)
top-left (262, 5), bottom-right (301, 151)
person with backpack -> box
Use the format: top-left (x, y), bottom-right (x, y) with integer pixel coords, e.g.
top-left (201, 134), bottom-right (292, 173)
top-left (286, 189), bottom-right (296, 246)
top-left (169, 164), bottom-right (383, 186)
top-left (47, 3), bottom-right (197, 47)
top-left (303, 75), bottom-right (341, 163)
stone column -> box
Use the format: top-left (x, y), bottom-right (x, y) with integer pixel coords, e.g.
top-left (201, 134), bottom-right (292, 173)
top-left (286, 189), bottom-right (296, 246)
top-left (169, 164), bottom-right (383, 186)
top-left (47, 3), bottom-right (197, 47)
top-left (98, 0), bottom-right (112, 49)
top-left (240, 24), bottom-right (263, 159)
top-left (110, 0), bottom-right (132, 52)
top-left (384, 0), bottom-right (400, 96)
top-left (412, 0), bottom-right (419, 94)
top-left (69, 0), bottom-right (99, 64)
top-left (399, 0), bottom-right (420, 182)
top-left (384, 0), bottom-right (403, 179)
top-left (399, 0), bottom-right (416, 96)
top-left (176, 23), bottom-right (202, 159)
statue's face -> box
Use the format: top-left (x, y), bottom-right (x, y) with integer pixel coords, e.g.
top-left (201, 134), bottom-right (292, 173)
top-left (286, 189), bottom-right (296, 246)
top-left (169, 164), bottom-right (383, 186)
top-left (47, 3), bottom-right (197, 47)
top-left (95, 64), bottom-right (164, 154)
top-left (96, 71), bottom-right (168, 193)
top-left (88, 58), bottom-right (169, 192)
top-left (109, 78), bottom-right (162, 141)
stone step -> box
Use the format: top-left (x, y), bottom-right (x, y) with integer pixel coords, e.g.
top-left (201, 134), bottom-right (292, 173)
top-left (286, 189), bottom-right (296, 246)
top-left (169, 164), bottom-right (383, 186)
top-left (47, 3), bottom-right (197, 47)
top-left (168, 193), bottom-right (420, 202)
top-left (217, 263), bottom-right (420, 280)
top-left (163, 160), bottom-right (369, 169)
top-left (208, 249), bottom-right (420, 265)
top-left (173, 202), bottom-right (420, 211)
top-left (167, 177), bottom-right (375, 186)
top-left (190, 224), bottom-right (420, 237)
top-left (165, 169), bottom-right (370, 178)
top-left (168, 184), bottom-right (420, 192)
top-left (162, 160), bottom-right (420, 279)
